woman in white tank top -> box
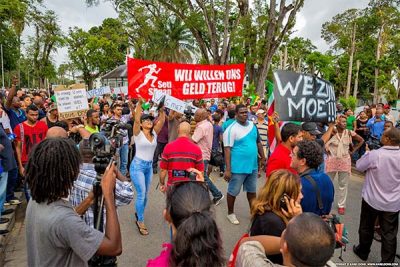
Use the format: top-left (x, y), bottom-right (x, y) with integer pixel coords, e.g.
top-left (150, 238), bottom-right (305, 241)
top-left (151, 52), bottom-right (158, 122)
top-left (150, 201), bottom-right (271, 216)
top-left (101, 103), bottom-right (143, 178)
top-left (130, 98), bottom-right (165, 235)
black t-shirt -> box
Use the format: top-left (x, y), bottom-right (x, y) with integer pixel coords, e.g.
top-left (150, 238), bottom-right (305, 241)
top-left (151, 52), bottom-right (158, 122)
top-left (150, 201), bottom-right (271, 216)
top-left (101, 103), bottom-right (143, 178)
top-left (356, 119), bottom-right (368, 139)
top-left (250, 211), bottom-right (286, 264)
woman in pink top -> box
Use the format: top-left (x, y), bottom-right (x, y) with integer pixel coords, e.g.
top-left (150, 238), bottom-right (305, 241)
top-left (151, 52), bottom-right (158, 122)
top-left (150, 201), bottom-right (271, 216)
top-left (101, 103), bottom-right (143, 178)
top-left (325, 115), bottom-right (364, 215)
top-left (147, 181), bottom-right (225, 267)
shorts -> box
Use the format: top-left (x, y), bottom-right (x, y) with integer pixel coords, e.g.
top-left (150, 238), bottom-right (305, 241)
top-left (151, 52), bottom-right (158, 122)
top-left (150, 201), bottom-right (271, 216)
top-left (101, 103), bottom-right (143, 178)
top-left (227, 170), bottom-right (258, 197)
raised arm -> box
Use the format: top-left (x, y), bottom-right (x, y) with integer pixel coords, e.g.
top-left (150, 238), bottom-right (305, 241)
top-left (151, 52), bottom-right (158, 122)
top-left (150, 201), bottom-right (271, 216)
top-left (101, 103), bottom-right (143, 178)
top-left (133, 99), bottom-right (143, 136)
top-left (272, 112), bottom-right (282, 143)
top-left (153, 108), bottom-right (166, 135)
top-left (321, 123), bottom-right (335, 144)
top-left (5, 77), bottom-right (18, 109)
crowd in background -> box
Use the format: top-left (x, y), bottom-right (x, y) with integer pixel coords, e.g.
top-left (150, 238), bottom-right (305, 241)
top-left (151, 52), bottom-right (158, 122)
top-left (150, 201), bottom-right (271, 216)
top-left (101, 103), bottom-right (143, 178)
top-left (0, 77), bottom-right (400, 266)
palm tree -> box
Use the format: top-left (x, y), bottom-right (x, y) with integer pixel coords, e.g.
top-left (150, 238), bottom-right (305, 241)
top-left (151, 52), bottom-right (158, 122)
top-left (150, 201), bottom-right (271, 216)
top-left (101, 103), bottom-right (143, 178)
top-left (150, 17), bottom-right (198, 63)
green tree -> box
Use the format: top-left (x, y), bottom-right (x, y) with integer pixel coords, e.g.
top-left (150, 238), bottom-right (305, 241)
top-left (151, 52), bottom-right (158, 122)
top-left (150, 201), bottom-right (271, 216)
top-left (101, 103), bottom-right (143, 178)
top-left (66, 18), bottom-right (128, 89)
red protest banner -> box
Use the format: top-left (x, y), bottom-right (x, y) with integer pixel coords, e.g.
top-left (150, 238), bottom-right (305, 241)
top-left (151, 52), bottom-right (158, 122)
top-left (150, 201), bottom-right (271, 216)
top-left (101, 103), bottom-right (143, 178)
top-left (127, 57), bottom-right (245, 100)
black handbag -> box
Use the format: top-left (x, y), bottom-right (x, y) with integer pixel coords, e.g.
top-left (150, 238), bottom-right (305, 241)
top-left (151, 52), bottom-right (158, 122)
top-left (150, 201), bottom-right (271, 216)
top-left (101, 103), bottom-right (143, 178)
top-left (210, 149), bottom-right (224, 166)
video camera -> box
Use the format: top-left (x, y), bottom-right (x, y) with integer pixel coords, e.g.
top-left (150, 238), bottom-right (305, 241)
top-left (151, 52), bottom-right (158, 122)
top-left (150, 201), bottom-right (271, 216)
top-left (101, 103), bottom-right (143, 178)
top-left (183, 105), bottom-right (195, 122)
top-left (89, 119), bottom-right (131, 174)
top-left (366, 136), bottom-right (382, 150)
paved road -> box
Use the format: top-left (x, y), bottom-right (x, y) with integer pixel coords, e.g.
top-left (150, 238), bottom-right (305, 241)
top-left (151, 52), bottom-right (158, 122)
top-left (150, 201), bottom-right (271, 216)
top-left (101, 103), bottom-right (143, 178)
top-left (4, 170), bottom-right (400, 266)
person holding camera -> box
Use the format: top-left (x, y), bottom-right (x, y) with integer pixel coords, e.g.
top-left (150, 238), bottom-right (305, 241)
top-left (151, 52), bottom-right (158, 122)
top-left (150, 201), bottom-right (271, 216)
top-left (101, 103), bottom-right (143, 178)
top-left (354, 128), bottom-right (400, 263)
top-left (159, 122), bottom-right (204, 190)
top-left (249, 170), bottom-right (303, 265)
top-left (147, 180), bottom-right (225, 267)
top-left (130, 98), bottom-right (165, 236)
top-left (69, 139), bottom-right (133, 266)
top-left (25, 138), bottom-right (122, 267)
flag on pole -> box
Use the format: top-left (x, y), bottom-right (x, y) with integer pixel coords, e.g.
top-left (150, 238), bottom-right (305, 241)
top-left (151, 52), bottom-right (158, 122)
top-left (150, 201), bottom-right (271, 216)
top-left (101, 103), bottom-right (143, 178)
top-left (266, 80), bottom-right (283, 153)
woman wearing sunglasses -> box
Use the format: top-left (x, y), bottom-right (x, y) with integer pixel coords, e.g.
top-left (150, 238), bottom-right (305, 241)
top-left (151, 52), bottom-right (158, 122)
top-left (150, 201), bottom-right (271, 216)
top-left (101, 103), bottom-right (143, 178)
top-left (131, 98), bottom-right (166, 235)
top-left (147, 172), bottom-right (225, 267)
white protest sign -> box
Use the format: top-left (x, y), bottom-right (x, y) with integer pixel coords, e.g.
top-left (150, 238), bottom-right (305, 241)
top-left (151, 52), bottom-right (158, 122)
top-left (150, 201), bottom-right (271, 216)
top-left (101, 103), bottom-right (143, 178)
top-left (152, 90), bottom-right (198, 114)
top-left (111, 86), bottom-right (128, 95)
top-left (86, 86), bottom-right (111, 98)
top-left (55, 87), bottom-right (89, 120)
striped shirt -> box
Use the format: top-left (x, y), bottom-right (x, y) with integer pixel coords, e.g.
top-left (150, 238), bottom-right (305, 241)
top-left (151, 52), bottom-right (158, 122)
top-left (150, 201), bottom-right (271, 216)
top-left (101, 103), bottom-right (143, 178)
top-left (160, 137), bottom-right (204, 185)
top-left (256, 119), bottom-right (268, 148)
top-left (70, 163), bottom-right (134, 228)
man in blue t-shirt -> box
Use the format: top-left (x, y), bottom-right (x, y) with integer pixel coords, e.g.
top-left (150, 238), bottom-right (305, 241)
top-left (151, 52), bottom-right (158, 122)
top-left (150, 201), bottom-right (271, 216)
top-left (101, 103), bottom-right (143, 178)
top-left (290, 140), bottom-right (334, 216)
top-left (367, 108), bottom-right (385, 140)
top-left (223, 104), bottom-right (266, 225)
top-left (4, 78), bottom-right (26, 130)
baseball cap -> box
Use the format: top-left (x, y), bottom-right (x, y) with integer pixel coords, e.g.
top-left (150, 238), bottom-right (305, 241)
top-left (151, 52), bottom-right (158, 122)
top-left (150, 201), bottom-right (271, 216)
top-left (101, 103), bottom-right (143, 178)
top-left (301, 122), bottom-right (321, 136)
top-left (256, 109), bottom-right (265, 115)
top-left (383, 104), bottom-right (390, 109)
top-left (140, 114), bottom-right (154, 122)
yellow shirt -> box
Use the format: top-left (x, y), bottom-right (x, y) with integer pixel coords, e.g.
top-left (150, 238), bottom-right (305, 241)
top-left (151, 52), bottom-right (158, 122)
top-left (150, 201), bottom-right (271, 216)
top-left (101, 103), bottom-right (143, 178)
top-left (84, 125), bottom-right (99, 134)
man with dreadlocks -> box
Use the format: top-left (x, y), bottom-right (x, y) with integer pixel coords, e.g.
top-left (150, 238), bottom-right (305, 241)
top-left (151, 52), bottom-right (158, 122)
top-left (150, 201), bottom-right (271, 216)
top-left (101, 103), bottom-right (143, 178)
top-left (25, 138), bottom-right (122, 267)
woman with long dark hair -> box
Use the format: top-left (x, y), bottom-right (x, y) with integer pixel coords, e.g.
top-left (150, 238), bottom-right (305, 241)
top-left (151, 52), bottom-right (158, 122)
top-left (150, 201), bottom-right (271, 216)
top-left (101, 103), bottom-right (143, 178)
top-left (147, 181), bottom-right (225, 267)
top-left (250, 170), bottom-right (303, 264)
top-left (130, 98), bottom-right (165, 235)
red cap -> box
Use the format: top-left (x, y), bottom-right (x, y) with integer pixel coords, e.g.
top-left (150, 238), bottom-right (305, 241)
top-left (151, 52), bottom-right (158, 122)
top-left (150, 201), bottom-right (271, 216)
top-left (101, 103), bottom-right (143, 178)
top-left (383, 104), bottom-right (390, 109)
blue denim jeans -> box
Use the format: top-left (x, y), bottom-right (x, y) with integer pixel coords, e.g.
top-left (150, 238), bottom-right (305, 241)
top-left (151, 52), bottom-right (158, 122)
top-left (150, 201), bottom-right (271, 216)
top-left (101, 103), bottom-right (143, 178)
top-left (130, 157), bottom-right (153, 222)
top-left (119, 143), bottom-right (129, 176)
top-left (0, 172), bottom-right (8, 215)
top-left (204, 160), bottom-right (222, 199)
top-left (6, 168), bottom-right (18, 201)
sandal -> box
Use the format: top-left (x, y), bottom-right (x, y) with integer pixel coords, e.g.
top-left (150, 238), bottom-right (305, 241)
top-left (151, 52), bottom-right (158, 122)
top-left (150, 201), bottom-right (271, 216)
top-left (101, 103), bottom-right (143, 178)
top-left (136, 221), bottom-right (149, 235)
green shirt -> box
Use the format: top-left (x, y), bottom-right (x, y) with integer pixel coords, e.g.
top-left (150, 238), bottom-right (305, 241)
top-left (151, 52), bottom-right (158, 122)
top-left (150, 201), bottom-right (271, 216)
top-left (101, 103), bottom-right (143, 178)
top-left (346, 115), bottom-right (356, 130)
top-left (85, 125), bottom-right (99, 134)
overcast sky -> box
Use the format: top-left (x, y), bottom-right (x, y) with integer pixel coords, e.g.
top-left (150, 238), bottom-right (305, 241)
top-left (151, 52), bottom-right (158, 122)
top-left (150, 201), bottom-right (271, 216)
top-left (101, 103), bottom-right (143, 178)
top-left (22, 0), bottom-right (370, 66)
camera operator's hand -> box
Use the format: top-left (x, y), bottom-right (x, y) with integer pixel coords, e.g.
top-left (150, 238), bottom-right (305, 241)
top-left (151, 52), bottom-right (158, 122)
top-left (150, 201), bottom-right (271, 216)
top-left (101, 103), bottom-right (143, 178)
top-left (101, 161), bottom-right (117, 197)
top-left (186, 168), bottom-right (204, 182)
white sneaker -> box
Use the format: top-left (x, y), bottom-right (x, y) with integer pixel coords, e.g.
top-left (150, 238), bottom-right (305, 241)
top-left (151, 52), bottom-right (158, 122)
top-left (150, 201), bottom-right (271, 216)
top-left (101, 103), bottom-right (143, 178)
top-left (227, 213), bottom-right (240, 225)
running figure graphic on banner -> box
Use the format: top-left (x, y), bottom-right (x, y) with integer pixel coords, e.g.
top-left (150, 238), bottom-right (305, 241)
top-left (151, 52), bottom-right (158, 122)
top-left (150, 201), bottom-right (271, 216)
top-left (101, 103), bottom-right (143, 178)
top-left (136, 64), bottom-right (162, 92)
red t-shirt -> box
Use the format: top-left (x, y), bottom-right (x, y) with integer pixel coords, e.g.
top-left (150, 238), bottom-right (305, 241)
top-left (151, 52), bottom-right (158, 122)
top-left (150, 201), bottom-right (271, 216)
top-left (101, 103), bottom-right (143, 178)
top-left (266, 143), bottom-right (297, 177)
top-left (14, 121), bottom-right (48, 164)
top-left (160, 137), bottom-right (204, 185)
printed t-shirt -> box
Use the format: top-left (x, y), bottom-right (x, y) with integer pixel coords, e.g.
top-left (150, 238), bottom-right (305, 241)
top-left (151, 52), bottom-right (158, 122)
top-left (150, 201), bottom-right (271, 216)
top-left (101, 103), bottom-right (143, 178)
top-left (14, 121), bottom-right (48, 164)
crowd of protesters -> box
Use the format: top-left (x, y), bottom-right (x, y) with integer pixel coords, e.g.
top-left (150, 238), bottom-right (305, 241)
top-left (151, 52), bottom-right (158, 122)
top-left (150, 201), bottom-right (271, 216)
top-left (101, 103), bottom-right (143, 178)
top-left (0, 76), bottom-right (399, 266)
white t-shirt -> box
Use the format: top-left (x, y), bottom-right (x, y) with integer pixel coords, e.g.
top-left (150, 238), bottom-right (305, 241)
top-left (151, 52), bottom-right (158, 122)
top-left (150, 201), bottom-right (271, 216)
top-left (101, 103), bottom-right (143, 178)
top-left (0, 111), bottom-right (12, 133)
top-left (133, 131), bottom-right (157, 161)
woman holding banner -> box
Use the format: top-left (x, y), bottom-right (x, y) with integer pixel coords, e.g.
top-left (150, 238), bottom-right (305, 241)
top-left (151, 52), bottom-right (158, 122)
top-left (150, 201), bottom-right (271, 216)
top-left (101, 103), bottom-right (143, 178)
top-left (130, 98), bottom-right (166, 235)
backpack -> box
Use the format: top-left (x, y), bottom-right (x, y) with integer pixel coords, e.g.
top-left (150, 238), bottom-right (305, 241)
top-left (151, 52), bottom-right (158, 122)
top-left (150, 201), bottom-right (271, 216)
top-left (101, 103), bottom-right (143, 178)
top-left (304, 175), bottom-right (349, 261)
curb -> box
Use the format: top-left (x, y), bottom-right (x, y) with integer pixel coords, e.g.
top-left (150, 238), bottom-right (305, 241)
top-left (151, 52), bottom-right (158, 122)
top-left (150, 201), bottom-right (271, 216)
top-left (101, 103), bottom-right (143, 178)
top-left (0, 192), bottom-right (24, 266)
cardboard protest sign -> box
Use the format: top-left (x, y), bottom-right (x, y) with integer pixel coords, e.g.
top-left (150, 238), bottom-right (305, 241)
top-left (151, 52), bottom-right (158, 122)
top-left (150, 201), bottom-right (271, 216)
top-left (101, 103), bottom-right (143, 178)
top-left (86, 86), bottom-right (111, 98)
top-left (152, 90), bottom-right (198, 114)
top-left (128, 57), bottom-right (245, 100)
top-left (273, 70), bottom-right (336, 123)
top-left (54, 86), bottom-right (89, 120)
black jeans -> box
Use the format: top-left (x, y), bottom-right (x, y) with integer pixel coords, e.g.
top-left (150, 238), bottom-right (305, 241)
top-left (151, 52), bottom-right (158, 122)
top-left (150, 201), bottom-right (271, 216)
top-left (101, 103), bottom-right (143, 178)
top-left (152, 142), bottom-right (167, 169)
top-left (357, 199), bottom-right (399, 262)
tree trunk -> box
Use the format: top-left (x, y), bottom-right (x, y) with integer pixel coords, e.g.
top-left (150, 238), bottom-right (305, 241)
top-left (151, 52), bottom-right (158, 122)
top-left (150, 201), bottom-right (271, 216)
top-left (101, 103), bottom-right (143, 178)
top-left (345, 23), bottom-right (356, 99)
top-left (374, 23), bottom-right (384, 104)
top-left (283, 46), bottom-right (288, 69)
top-left (353, 60), bottom-right (361, 98)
